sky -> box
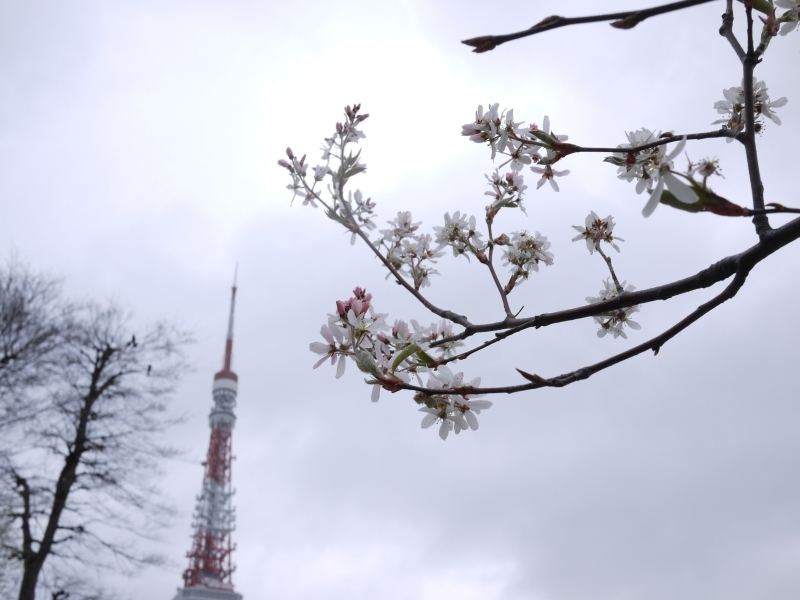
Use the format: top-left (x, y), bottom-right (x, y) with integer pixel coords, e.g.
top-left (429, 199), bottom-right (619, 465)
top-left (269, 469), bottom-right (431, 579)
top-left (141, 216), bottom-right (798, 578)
top-left (1, 1), bottom-right (799, 599)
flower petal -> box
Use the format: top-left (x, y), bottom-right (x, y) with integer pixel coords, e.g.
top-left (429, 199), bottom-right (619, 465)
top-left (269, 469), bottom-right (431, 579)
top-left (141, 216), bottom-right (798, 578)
top-left (335, 355), bottom-right (347, 379)
top-left (642, 179), bottom-right (664, 217)
top-left (420, 412), bottom-right (437, 429)
top-left (666, 136), bottom-right (687, 161)
top-left (663, 172), bottom-right (699, 204)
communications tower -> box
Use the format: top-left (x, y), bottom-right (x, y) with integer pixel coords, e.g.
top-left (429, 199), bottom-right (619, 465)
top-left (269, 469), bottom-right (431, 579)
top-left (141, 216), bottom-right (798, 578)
top-left (172, 280), bottom-right (243, 600)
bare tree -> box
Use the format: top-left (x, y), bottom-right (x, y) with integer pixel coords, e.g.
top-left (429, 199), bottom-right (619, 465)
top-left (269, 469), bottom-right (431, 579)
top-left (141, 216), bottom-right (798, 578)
top-left (0, 262), bottom-right (68, 437)
top-left (0, 264), bottom-right (191, 600)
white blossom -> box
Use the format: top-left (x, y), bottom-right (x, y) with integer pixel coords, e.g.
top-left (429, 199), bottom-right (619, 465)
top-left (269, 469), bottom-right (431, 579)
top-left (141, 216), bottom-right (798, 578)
top-left (502, 231), bottom-right (553, 292)
top-left (530, 164), bottom-right (570, 191)
top-left (586, 279), bottom-right (641, 339)
top-left (776, 0), bottom-right (799, 35)
top-left (433, 211), bottom-right (484, 258)
top-left (572, 212), bottom-right (623, 254)
top-left (417, 366), bottom-right (490, 440)
top-left (484, 170), bottom-right (528, 216)
top-left (712, 80), bottom-right (788, 139)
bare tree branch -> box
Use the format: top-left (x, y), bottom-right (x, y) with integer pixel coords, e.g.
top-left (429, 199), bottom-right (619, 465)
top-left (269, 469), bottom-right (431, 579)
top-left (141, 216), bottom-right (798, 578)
top-left (719, 0), bottom-right (747, 61)
top-left (462, 0), bottom-right (719, 53)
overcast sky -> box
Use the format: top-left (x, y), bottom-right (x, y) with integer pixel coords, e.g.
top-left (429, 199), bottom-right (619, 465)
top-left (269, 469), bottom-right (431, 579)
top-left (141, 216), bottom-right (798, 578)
top-left (1, 1), bottom-right (799, 599)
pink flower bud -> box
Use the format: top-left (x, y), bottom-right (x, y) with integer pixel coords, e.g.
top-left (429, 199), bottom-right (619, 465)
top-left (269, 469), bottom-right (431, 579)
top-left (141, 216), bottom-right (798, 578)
top-left (336, 300), bottom-right (347, 316)
top-left (286, 147), bottom-right (294, 159)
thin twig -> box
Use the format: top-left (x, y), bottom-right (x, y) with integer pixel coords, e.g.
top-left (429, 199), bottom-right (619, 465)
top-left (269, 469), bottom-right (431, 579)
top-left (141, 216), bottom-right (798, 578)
top-left (462, 0), bottom-right (719, 53)
top-left (485, 221), bottom-right (514, 318)
top-left (561, 129), bottom-right (740, 155)
top-left (595, 245), bottom-right (624, 294)
top-left (349, 213), bottom-right (473, 328)
top-left (741, 5), bottom-right (771, 238)
top-left (429, 215), bottom-right (800, 348)
top-left (719, 0), bottom-right (746, 61)
top-left (399, 269), bottom-right (749, 396)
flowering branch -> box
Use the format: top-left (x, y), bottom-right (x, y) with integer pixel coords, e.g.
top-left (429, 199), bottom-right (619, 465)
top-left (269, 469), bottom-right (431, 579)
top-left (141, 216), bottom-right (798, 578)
top-left (283, 1), bottom-right (796, 439)
top-left (374, 214), bottom-right (798, 396)
top-left (433, 217), bottom-right (800, 347)
top-left (461, 0), bottom-right (719, 53)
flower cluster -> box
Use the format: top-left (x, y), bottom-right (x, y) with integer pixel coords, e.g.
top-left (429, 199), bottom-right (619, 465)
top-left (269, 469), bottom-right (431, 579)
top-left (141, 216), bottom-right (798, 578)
top-left (572, 212), bottom-right (623, 254)
top-left (277, 104), bottom-right (376, 243)
top-left (605, 131), bottom-right (699, 217)
top-left (377, 212), bottom-right (445, 290)
top-left (310, 287), bottom-right (487, 439)
top-left (712, 80), bottom-right (788, 138)
top-left (484, 169), bottom-right (528, 219)
top-left (433, 212), bottom-right (486, 260)
top-left (415, 365), bottom-right (492, 440)
top-left (586, 279), bottom-right (641, 339)
top-left (500, 230), bottom-right (554, 293)
top-left (462, 105), bottom-right (572, 190)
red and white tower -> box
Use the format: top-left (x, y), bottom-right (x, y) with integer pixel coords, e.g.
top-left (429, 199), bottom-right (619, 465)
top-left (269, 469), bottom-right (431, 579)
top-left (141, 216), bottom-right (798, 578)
top-left (172, 280), bottom-right (243, 600)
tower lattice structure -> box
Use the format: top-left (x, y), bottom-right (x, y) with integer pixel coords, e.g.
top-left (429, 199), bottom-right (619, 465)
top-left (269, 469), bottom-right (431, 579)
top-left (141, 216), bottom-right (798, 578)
top-left (173, 282), bottom-right (243, 600)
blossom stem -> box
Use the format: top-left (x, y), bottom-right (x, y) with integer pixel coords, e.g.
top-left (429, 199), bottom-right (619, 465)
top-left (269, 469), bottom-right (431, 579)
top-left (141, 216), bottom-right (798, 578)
top-left (485, 221), bottom-right (515, 318)
top-left (595, 245), bottom-right (624, 294)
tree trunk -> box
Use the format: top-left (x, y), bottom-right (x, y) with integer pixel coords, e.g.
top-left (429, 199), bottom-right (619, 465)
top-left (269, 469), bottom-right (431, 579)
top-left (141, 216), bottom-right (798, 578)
top-left (17, 558), bottom-right (44, 600)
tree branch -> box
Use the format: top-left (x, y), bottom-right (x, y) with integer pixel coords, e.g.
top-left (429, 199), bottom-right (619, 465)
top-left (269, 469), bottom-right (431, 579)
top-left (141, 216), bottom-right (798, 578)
top-left (429, 215), bottom-right (800, 349)
top-left (462, 0), bottom-right (719, 53)
top-left (741, 4), bottom-right (771, 237)
top-left (484, 221), bottom-right (514, 318)
top-left (560, 129), bottom-right (740, 155)
top-left (719, 0), bottom-right (746, 61)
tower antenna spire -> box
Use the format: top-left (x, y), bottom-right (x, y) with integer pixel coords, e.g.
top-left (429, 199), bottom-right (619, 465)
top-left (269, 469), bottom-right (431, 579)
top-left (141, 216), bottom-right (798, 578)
top-left (175, 274), bottom-right (243, 600)
top-left (222, 265), bottom-right (238, 374)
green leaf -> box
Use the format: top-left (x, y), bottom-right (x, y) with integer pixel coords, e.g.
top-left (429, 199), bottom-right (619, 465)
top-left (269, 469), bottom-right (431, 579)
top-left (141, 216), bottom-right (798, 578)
top-left (391, 344), bottom-right (422, 372)
top-left (344, 166), bottom-right (366, 179)
top-left (658, 189), bottom-right (705, 213)
top-left (529, 130), bottom-right (554, 145)
top-left (658, 183), bottom-right (748, 217)
top-left (354, 348), bottom-right (380, 376)
top-left (414, 349), bottom-right (436, 367)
